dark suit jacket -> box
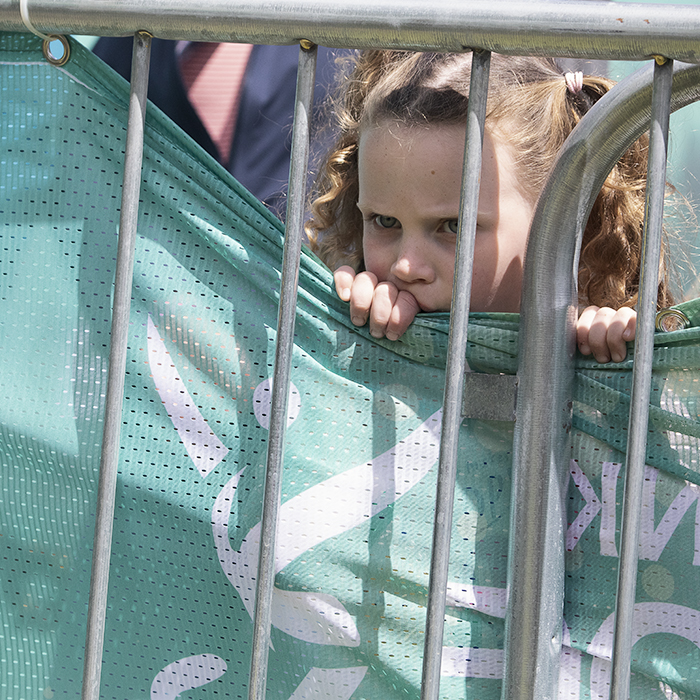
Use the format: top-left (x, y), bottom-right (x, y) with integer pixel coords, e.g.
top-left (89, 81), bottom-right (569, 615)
top-left (94, 38), bottom-right (347, 216)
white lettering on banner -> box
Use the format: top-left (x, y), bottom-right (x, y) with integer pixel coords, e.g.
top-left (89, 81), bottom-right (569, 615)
top-left (440, 647), bottom-right (504, 678)
top-left (587, 603), bottom-right (700, 700)
top-left (252, 377), bottom-right (302, 430)
top-left (567, 461), bottom-right (699, 565)
top-left (440, 641), bottom-right (584, 699)
top-left (211, 468), bottom-right (361, 647)
top-left (441, 618), bottom-right (583, 700)
top-left (565, 460), bottom-right (619, 557)
top-left (559, 623), bottom-right (582, 700)
top-left (287, 667), bottom-right (368, 700)
top-left (639, 466), bottom-right (700, 565)
top-left (600, 461), bottom-right (621, 557)
top-left (211, 411), bottom-right (443, 647)
top-left (150, 654), bottom-right (227, 699)
top-left (445, 582), bottom-right (507, 618)
top-left (558, 647), bottom-right (583, 700)
top-left (567, 462), bottom-right (602, 552)
top-left (147, 316), bottom-right (229, 478)
top-left (150, 657), bottom-right (367, 699)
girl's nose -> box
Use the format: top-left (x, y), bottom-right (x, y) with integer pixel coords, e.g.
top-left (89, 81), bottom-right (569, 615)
top-left (390, 244), bottom-right (435, 283)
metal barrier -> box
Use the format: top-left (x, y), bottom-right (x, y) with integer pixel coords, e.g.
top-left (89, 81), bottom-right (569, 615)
top-left (2, 2), bottom-right (700, 699)
top-left (513, 57), bottom-right (700, 700)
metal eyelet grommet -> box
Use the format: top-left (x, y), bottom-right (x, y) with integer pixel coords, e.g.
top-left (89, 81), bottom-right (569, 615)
top-left (655, 308), bottom-right (690, 333)
top-left (42, 35), bottom-right (70, 66)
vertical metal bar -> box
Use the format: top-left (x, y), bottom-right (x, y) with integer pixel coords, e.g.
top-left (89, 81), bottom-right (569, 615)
top-left (503, 416), bottom-right (568, 700)
top-left (504, 58), bottom-right (700, 700)
top-left (81, 30), bottom-right (151, 700)
top-left (247, 41), bottom-right (317, 700)
top-left (609, 56), bottom-right (674, 700)
top-left (420, 49), bottom-right (491, 700)
top-left (502, 75), bottom-right (577, 700)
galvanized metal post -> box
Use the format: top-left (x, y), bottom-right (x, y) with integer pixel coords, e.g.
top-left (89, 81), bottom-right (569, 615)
top-left (4, 1), bottom-right (700, 63)
top-left (609, 56), bottom-right (674, 700)
top-left (247, 41), bottom-right (318, 700)
top-left (420, 49), bottom-right (491, 700)
top-left (81, 30), bottom-right (151, 700)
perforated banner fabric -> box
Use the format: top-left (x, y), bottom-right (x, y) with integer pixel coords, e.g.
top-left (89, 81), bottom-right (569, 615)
top-left (1, 33), bottom-right (700, 700)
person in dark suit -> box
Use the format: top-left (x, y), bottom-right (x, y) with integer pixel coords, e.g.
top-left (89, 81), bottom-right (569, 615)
top-left (93, 38), bottom-right (348, 217)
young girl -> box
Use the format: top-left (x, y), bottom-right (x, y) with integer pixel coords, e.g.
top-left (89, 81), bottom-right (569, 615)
top-left (306, 51), bottom-right (674, 364)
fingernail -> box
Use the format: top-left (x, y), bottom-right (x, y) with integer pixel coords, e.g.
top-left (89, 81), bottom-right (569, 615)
top-left (351, 316), bottom-right (364, 326)
top-left (370, 329), bottom-right (383, 339)
top-left (622, 329), bottom-right (632, 340)
top-left (386, 332), bottom-right (398, 341)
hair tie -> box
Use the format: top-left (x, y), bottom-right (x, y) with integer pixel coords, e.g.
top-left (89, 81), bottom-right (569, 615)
top-left (564, 71), bottom-right (584, 95)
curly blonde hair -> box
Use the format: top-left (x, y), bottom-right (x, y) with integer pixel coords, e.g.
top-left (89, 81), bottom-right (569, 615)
top-left (306, 50), bottom-right (673, 310)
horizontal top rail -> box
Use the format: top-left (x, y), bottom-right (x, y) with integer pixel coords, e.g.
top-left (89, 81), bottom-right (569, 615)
top-left (2, 0), bottom-right (700, 61)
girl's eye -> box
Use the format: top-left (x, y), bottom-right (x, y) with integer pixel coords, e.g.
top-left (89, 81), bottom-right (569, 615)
top-left (375, 215), bottom-right (399, 229)
top-left (441, 219), bottom-right (459, 234)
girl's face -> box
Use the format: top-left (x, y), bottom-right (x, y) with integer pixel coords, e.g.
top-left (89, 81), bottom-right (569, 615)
top-left (357, 121), bottom-right (536, 313)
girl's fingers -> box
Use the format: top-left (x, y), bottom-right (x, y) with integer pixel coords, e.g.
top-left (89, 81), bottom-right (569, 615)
top-left (333, 267), bottom-right (421, 340)
top-left (333, 265), bottom-right (357, 302)
top-left (348, 271), bottom-right (379, 327)
top-left (603, 307), bottom-right (637, 362)
top-left (577, 306), bottom-right (637, 363)
top-left (367, 281), bottom-right (399, 337)
top-left (576, 305), bottom-right (600, 357)
top-left (385, 291), bottom-right (421, 341)
top-left (368, 285), bottom-right (420, 340)
top-left (586, 307), bottom-right (617, 363)
top-left (620, 309), bottom-right (637, 342)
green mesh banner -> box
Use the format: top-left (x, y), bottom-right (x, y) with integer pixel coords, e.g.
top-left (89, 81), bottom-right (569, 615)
top-left (1, 32), bottom-right (699, 700)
